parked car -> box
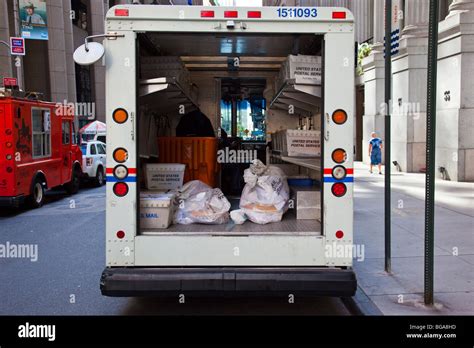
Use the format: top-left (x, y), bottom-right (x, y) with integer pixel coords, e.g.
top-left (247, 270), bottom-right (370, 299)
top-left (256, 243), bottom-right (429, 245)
top-left (80, 141), bottom-right (106, 186)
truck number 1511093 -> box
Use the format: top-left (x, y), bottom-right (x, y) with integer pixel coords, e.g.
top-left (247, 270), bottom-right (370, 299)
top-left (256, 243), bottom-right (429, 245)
top-left (277, 8), bottom-right (318, 18)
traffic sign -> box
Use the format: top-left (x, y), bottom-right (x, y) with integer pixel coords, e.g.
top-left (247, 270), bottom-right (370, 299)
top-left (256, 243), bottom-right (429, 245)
top-left (10, 37), bottom-right (25, 56)
top-left (3, 77), bottom-right (18, 87)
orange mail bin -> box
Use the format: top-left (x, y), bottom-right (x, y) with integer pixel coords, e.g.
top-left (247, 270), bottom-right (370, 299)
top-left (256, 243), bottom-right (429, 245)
top-left (157, 137), bottom-right (218, 188)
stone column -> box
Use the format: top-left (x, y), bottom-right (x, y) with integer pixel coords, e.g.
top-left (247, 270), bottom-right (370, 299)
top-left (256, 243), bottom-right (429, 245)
top-left (390, 0), bottom-right (430, 173)
top-left (436, 0), bottom-right (474, 181)
top-left (361, 0), bottom-right (385, 164)
top-left (401, 0), bottom-right (430, 38)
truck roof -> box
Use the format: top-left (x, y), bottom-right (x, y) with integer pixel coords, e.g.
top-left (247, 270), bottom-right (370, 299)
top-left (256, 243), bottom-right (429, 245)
top-left (105, 5), bottom-right (354, 23)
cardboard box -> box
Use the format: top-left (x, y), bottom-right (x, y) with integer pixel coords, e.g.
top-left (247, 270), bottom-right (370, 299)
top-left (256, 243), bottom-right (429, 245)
top-left (140, 191), bottom-right (176, 229)
top-left (145, 163), bottom-right (185, 190)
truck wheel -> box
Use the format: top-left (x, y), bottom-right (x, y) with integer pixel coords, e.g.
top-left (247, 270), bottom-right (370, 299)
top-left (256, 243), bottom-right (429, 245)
top-left (94, 167), bottom-right (105, 187)
top-left (65, 167), bottom-right (81, 194)
top-left (28, 179), bottom-right (45, 208)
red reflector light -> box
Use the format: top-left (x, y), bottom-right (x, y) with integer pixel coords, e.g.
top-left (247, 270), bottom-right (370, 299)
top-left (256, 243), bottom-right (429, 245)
top-left (201, 10), bottom-right (215, 18)
top-left (247, 11), bottom-right (261, 18)
top-left (116, 230), bottom-right (125, 239)
top-left (113, 182), bottom-right (129, 197)
top-left (6, 167), bottom-right (13, 173)
top-left (332, 11), bottom-right (346, 19)
top-left (5, 129), bottom-right (12, 135)
top-left (115, 9), bottom-right (129, 17)
top-left (331, 183), bottom-right (347, 197)
top-left (336, 230), bottom-right (344, 239)
top-left (224, 11), bottom-right (238, 18)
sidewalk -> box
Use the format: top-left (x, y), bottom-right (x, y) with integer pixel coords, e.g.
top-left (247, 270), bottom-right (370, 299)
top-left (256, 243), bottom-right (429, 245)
top-left (353, 161), bottom-right (474, 315)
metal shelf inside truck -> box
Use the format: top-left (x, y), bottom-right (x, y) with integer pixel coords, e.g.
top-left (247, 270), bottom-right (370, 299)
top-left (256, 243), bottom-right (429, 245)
top-left (271, 153), bottom-right (322, 172)
top-left (269, 79), bottom-right (322, 117)
top-left (139, 77), bottom-right (198, 113)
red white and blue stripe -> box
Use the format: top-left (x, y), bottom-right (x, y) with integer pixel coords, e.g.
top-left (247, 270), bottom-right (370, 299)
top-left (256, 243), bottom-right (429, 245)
top-left (106, 168), bottom-right (137, 183)
top-left (323, 168), bottom-right (354, 183)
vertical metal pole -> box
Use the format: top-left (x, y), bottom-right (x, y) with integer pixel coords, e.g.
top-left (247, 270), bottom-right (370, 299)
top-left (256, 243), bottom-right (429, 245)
top-left (12, 0), bottom-right (24, 90)
top-left (384, 0), bottom-right (392, 273)
top-left (424, 0), bottom-right (439, 306)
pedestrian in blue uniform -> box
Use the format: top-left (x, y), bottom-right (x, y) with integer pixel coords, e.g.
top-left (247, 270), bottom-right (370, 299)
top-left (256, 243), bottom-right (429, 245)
top-left (369, 132), bottom-right (383, 174)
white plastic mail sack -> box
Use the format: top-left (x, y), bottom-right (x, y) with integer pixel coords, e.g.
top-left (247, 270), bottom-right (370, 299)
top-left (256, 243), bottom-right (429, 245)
top-left (240, 160), bottom-right (290, 224)
top-left (173, 180), bottom-right (231, 225)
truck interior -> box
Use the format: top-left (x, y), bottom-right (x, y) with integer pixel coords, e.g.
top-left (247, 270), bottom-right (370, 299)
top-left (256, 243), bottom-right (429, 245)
top-left (136, 32), bottom-right (323, 236)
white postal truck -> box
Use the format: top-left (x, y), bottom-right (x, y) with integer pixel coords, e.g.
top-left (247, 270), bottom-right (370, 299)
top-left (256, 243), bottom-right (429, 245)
top-left (84, 5), bottom-right (356, 297)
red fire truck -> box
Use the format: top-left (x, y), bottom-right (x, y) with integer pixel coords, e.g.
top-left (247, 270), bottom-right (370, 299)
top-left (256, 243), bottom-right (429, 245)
top-left (0, 95), bottom-right (83, 208)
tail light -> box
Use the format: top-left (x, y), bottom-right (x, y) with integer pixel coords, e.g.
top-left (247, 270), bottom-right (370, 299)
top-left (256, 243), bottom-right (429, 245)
top-left (113, 148), bottom-right (128, 163)
top-left (200, 10), bottom-right (214, 18)
top-left (113, 182), bottom-right (129, 197)
top-left (112, 108), bottom-right (128, 124)
top-left (86, 157), bottom-right (93, 166)
top-left (332, 11), bottom-right (346, 19)
top-left (332, 165), bottom-right (347, 180)
top-left (332, 149), bottom-right (347, 164)
top-left (113, 165), bottom-right (128, 180)
top-left (247, 11), bottom-right (261, 18)
top-left (331, 182), bottom-right (347, 197)
top-left (224, 11), bottom-right (238, 18)
top-left (332, 109), bottom-right (347, 125)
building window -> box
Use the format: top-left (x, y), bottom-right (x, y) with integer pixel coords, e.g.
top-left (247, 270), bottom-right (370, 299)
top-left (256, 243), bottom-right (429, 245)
top-left (32, 108), bottom-right (51, 158)
top-left (62, 121), bottom-right (71, 144)
top-left (71, 0), bottom-right (89, 31)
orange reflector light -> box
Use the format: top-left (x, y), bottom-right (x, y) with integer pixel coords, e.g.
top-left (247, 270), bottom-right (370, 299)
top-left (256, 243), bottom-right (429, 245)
top-left (113, 108), bottom-right (128, 124)
top-left (224, 11), bottom-right (238, 18)
top-left (332, 109), bottom-right (348, 125)
top-left (115, 9), bottom-right (129, 17)
top-left (201, 10), bottom-right (215, 17)
top-left (113, 148), bottom-right (128, 163)
top-left (332, 11), bottom-right (346, 19)
top-left (113, 182), bottom-right (129, 197)
top-left (247, 11), bottom-right (261, 18)
top-left (332, 149), bottom-right (347, 164)
top-left (331, 183), bottom-right (347, 197)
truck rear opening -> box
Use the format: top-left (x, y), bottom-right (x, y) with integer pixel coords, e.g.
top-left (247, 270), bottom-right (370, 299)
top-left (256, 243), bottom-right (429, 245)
top-left (99, 5), bottom-right (356, 297)
top-left (137, 32), bottom-right (323, 237)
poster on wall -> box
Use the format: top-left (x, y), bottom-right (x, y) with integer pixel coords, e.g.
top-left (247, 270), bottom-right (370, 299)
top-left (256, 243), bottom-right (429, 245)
top-left (19, 0), bottom-right (48, 41)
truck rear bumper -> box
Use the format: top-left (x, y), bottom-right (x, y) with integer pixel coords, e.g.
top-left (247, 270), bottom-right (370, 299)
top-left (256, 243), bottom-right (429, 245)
top-left (0, 195), bottom-right (24, 207)
top-left (100, 267), bottom-right (357, 297)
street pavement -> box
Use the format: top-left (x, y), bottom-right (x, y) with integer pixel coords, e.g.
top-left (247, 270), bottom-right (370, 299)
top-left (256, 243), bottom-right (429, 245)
top-left (0, 185), bottom-right (350, 315)
top-left (353, 161), bottom-right (474, 315)
top-left (2, 163), bottom-right (470, 315)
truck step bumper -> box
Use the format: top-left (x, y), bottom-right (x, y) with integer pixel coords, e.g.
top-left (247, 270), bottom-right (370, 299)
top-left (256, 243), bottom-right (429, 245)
top-left (100, 267), bottom-right (357, 297)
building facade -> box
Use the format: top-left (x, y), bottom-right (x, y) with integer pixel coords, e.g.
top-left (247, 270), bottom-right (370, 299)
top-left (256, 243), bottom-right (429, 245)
top-left (1, 0), bottom-right (472, 181)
